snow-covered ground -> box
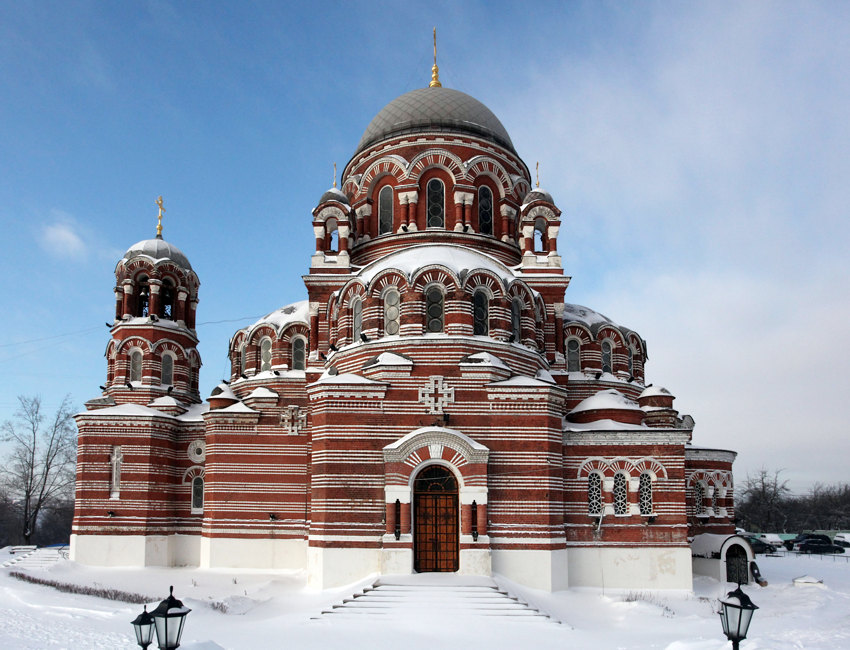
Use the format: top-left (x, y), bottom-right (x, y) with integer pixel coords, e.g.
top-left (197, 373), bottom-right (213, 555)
top-left (2, 548), bottom-right (849, 649)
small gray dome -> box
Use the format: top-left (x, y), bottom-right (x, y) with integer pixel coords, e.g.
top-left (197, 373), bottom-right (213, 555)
top-left (318, 187), bottom-right (350, 206)
top-left (356, 87), bottom-right (516, 156)
top-left (523, 188), bottom-right (554, 205)
top-left (123, 236), bottom-right (192, 271)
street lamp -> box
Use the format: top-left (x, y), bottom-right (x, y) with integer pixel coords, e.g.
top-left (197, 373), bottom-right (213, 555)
top-left (719, 584), bottom-right (758, 650)
top-left (130, 605), bottom-right (154, 649)
top-left (150, 586), bottom-right (192, 649)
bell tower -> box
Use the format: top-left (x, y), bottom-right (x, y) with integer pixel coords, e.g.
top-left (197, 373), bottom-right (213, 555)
top-left (92, 198), bottom-right (202, 408)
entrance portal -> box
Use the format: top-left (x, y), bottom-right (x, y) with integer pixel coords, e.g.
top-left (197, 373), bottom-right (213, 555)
top-left (725, 544), bottom-right (749, 584)
top-left (413, 465), bottom-right (459, 572)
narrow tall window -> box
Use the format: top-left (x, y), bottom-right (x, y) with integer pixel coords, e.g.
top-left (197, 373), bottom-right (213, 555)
top-left (601, 340), bottom-right (613, 374)
top-left (427, 178), bottom-right (444, 228)
top-left (694, 482), bottom-right (705, 516)
top-left (130, 350), bottom-right (142, 383)
top-left (639, 473), bottom-right (653, 515)
top-left (160, 280), bottom-right (175, 319)
top-left (291, 337), bottom-right (306, 370)
top-left (473, 291), bottom-right (489, 335)
top-left (260, 337), bottom-right (273, 372)
top-left (136, 277), bottom-right (149, 317)
top-left (425, 287), bottom-right (444, 333)
top-left (613, 473), bottom-right (628, 515)
top-left (240, 345), bottom-right (247, 375)
top-left (161, 353), bottom-right (173, 386)
top-left (109, 446), bottom-right (122, 498)
top-left (628, 347), bottom-right (634, 377)
top-left (711, 485), bottom-right (719, 515)
top-left (510, 299), bottom-right (522, 341)
top-left (587, 473), bottom-right (602, 515)
top-left (352, 298), bottom-right (363, 342)
top-left (478, 186), bottom-right (493, 235)
top-left (379, 186), bottom-right (393, 235)
top-left (567, 339), bottom-right (581, 372)
top-left (191, 476), bottom-right (204, 513)
top-left (384, 289), bottom-right (400, 336)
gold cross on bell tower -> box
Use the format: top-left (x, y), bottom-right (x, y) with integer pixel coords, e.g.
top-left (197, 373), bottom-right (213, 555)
top-left (429, 28), bottom-right (442, 88)
top-left (156, 196), bottom-right (165, 237)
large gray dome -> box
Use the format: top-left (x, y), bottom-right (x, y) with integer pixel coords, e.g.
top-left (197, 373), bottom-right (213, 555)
top-left (123, 236), bottom-right (192, 271)
top-left (356, 87), bottom-right (516, 156)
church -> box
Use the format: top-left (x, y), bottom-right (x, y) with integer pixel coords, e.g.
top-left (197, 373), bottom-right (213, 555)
top-left (71, 54), bottom-right (742, 591)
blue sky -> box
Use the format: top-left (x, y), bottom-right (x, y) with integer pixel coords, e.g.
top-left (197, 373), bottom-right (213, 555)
top-left (1, 1), bottom-right (847, 493)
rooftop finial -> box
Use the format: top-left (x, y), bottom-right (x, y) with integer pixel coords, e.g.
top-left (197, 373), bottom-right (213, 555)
top-left (536, 162), bottom-right (540, 188)
top-left (333, 162), bottom-right (337, 188)
top-left (155, 196), bottom-right (165, 238)
top-left (429, 28), bottom-right (442, 88)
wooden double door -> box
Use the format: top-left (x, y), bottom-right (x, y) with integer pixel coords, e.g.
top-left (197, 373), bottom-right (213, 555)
top-left (413, 465), bottom-right (459, 572)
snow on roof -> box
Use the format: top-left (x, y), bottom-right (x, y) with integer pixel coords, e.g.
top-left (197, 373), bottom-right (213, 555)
top-left (247, 387), bottom-right (279, 399)
top-left (177, 402), bottom-right (208, 421)
top-left (366, 352), bottom-right (414, 367)
top-left (570, 389), bottom-right (643, 415)
top-left (563, 303), bottom-right (615, 327)
top-left (639, 385), bottom-right (673, 398)
top-left (490, 375), bottom-right (551, 387)
top-left (312, 370), bottom-right (383, 384)
top-left (462, 352), bottom-right (509, 369)
top-left (535, 369), bottom-right (556, 384)
top-left (356, 244), bottom-right (516, 286)
top-left (690, 533), bottom-right (747, 558)
top-left (247, 300), bottom-right (309, 333)
top-left (218, 402), bottom-right (257, 414)
top-left (149, 396), bottom-right (180, 406)
top-left (82, 403), bottom-right (172, 418)
top-left (210, 383), bottom-right (237, 400)
top-left (564, 418), bottom-right (648, 431)
top-left (385, 426), bottom-right (489, 451)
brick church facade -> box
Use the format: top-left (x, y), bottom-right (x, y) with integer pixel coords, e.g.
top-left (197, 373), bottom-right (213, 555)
top-left (71, 64), bottom-right (739, 591)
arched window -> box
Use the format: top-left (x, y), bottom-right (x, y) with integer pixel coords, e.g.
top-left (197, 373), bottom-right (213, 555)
top-left (533, 219), bottom-right (546, 252)
top-left (425, 286), bottom-right (444, 333)
top-left (601, 340), bottom-right (613, 374)
top-left (627, 346), bottom-right (634, 377)
top-left (291, 337), bottom-right (306, 370)
top-left (378, 186), bottom-right (393, 235)
top-left (694, 482), bottom-right (706, 516)
top-left (473, 290), bottom-right (489, 336)
top-left (639, 473), bottom-right (653, 515)
top-left (109, 446), bottom-right (122, 499)
top-left (136, 277), bottom-right (150, 317)
top-left (567, 339), bottom-right (581, 372)
top-left (260, 337), bottom-right (273, 372)
top-left (239, 344), bottom-right (247, 375)
top-left (130, 350), bottom-right (142, 383)
top-left (613, 473), bottom-right (628, 515)
top-left (191, 476), bottom-right (204, 513)
top-left (478, 186), bottom-right (493, 235)
top-left (351, 297), bottom-right (363, 342)
top-left (160, 279), bottom-right (175, 319)
top-left (384, 289), bottom-right (400, 336)
top-left (587, 473), bottom-right (602, 515)
top-left (711, 485), bottom-right (719, 515)
top-left (161, 353), bottom-right (174, 386)
top-left (426, 179), bottom-right (444, 228)
top-left (510, 299), bottom-right (522, 341)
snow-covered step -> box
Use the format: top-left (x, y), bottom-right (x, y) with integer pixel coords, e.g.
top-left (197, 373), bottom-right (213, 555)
top-left (315, 575), bottom-right (560, 624)
top-left (2, 547), bottom-right (67, 570)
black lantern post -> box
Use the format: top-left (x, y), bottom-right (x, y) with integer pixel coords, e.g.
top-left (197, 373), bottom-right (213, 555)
top-left (719, 585), bottom-right (758, 650)
top-left (150, 586), bottom-right (192, 649)
top-left (130, 605), bottom-right (155, 649)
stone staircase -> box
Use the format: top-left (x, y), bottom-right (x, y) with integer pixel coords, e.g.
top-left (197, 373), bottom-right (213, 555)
top-left (2, 546), bottom-right (68, 570)
top-left (316, 574), bottom-right (560, 624)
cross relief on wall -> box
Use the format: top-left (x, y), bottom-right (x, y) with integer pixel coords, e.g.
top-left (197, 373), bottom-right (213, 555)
top-left (281, 405), bottom-right (307, 435)
top-left (418, 376), bottom-right (455, 414)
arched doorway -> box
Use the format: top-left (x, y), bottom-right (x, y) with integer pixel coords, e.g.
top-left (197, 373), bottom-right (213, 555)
top-left (413, 465), bottom-right (459, 572)
top-left (725, 544), bottom-right (749, 584)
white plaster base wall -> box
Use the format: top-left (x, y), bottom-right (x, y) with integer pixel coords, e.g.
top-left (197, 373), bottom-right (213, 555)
top-left (308, 546), bottom-right (380, 590)
top-left (459, 548), bottom-right (491, 576)
top-left (568, 547), bottom-right (693, 590)
top-left (381, 548), bottom-right (413, 575)
top-left (69, 534), bottom-right (200, 567)
top-left (198, 537), bottom-right (306, 570)
top-left (692, 556), bottom-right (725, 583)
top-left (491, 548), bottom-right (568, 591)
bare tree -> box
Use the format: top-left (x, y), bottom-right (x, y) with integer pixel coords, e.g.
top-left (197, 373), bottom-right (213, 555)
top-left (735, 467), bottom-right (791, 532)
top-left (1, 396), bottom-right (77, 545)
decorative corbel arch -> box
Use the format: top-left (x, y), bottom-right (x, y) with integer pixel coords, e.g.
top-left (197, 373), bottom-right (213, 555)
top-left (366, 269), bottom-right (409, 298)
top-left (462, 269), bottom-right (506, 298)
top-left (408, 150), bottom-right (465, 183)
top-left (361, 155), bottom-right (409, 195)
top-left (411, 265), bottom-right (461, 293)
top-left (464, 156), bottom-right (513, 198)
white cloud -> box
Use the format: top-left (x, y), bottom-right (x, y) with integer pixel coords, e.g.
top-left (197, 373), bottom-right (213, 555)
top-left (39, 212), bottom-right (87, 260)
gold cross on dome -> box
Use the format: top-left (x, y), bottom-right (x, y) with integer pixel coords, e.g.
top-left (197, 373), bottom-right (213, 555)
top-left (155, 196), bottom-right (166, 237)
